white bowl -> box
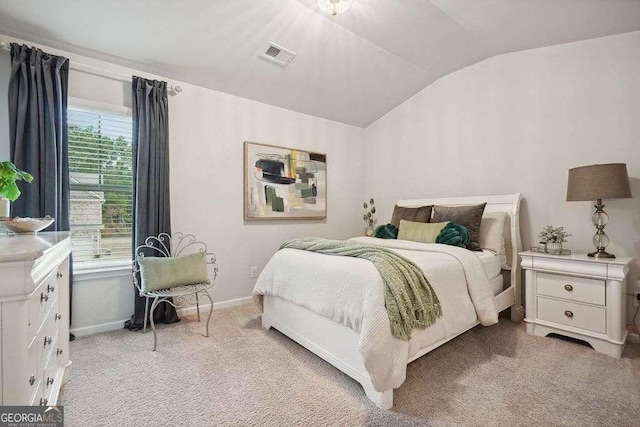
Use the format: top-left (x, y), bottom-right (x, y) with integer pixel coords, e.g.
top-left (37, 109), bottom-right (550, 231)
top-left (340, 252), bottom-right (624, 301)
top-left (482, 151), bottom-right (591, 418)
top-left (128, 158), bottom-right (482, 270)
top-left (0, 217), bottom-right (56, 234)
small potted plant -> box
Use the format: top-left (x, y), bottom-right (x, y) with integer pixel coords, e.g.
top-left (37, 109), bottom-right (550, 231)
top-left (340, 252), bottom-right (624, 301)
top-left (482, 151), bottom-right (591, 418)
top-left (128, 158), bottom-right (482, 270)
top-left (0, 161), bottom-right (33, 219)
top-left (538, 225), bottom-right (571, 255)
top-left (363, 198), bottom-right (376, 236)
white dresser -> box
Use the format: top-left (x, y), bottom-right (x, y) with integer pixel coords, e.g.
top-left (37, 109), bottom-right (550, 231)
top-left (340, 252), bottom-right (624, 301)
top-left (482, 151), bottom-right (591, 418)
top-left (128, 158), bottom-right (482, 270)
top-left (0, 232), bottom-right (72, 406)
top-left (520, 251), bottom-right (631, 358)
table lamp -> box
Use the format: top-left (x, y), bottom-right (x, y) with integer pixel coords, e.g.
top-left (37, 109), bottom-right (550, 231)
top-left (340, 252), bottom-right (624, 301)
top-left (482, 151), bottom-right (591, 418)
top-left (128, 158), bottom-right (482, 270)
top-left (566, 163), bottom-right (632, 258)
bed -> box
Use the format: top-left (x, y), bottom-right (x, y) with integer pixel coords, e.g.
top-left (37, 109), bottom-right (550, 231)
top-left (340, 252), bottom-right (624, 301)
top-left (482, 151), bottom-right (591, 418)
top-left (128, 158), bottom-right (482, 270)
top-left (254, 194), bottom-right (523, 409)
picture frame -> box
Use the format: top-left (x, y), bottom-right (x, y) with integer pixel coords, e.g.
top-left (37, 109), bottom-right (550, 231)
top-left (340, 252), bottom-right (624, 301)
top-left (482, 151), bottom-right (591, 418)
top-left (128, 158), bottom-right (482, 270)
top-left (243, 141), bottom-right (327, 220)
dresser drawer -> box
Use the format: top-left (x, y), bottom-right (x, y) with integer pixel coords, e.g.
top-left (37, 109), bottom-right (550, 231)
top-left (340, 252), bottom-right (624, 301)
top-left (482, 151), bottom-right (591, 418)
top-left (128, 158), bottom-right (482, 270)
top-left (26, 268), bottom-right (60, 338)
top-left (41, 299), bottom-right (59, 362)
top-left (537, 296), bottom-right (606, 334)
top-left (536, 272), bottom-right (605, 305)
top-left (43, 332), bottom-right (60, 402)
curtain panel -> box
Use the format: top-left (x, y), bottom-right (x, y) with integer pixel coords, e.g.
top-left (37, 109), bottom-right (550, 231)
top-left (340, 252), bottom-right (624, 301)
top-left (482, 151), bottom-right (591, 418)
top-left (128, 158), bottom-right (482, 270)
top-left (8, 43), bottom-right (70, 229)
top-left (125, 76), bottom-right (178, 330)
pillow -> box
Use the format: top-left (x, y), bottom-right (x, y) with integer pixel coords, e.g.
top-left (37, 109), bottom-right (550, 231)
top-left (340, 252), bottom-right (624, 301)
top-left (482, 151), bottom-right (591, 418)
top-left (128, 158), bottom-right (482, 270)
top-left (139, 252), bottom-right (210, 292)
top-left (436, 222), bottom-right (470, 248)
top-left (374, 223), bottom-right (398, 239)
top-left (397, 220), bottom-right (449, 244)
top-left (479, 211), bottom-right (508, 268)
top-left (432, 203), bottom-right (487, 251)
top-left (390, 205), bottom-right (433, 229)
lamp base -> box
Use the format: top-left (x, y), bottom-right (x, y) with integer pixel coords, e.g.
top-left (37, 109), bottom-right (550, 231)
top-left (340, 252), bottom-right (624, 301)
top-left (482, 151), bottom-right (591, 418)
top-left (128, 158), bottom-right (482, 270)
top-left (588, 200), bottom-right (616, 259)
top-left (588, 249), bottom-right (616, 259)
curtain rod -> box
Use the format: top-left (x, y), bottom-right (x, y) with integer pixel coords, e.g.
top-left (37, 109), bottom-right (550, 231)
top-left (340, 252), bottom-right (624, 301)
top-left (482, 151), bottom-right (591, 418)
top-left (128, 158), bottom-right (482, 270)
top-left (0, 40), bottom-right (182, 94)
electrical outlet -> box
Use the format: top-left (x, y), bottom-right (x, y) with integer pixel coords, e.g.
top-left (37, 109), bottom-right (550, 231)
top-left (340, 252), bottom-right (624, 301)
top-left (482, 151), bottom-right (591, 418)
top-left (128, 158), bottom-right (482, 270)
top-left (251, 266), bottom-right (259, 278)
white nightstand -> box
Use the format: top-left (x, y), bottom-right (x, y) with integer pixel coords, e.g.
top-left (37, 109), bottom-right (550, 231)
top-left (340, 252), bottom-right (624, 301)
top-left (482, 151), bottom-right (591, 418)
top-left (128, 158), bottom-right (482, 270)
top-left (520, 251), bottom-right (632, 358)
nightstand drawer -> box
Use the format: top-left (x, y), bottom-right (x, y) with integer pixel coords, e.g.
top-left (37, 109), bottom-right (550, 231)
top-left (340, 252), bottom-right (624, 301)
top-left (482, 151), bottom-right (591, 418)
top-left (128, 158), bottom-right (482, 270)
top-left (537, 273), bottom-right (605, 305)
top-left (537, 296), bottom-right (606, 334)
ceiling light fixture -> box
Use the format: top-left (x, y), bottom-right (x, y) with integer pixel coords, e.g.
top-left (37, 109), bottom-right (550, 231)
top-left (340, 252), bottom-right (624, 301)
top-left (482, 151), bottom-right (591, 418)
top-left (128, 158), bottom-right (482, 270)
top-left (317, 0), bottom-right (354, 16)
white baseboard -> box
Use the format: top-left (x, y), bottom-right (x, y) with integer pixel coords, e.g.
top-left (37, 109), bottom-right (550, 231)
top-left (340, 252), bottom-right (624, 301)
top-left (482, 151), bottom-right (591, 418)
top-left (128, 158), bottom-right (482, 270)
top-left (71, 319), bottom-right (129, 338)
top-left (71, 296), bottom-right (253, 338)
top-left (176, 296), bottom-right (253, 315)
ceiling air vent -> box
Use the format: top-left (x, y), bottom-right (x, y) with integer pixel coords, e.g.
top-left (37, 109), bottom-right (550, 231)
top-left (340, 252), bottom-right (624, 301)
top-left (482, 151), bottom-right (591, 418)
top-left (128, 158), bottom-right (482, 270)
top-left (260, 42), bottom-right (296, 67)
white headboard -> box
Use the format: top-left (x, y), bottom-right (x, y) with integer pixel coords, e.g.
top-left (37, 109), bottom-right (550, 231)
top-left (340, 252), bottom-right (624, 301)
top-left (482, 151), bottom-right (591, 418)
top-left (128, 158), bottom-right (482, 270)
top-left (397, 193), bottom-right (523, 319)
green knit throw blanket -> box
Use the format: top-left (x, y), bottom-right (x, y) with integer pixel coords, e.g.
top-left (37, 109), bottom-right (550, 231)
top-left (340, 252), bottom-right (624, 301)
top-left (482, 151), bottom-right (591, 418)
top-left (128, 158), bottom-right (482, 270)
top-left (280, 237), bottom-right (442, 341)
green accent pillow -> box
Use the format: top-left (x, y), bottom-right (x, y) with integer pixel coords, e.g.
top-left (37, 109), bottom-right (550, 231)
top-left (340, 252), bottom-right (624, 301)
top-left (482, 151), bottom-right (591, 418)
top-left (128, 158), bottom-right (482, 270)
top-left (397, 220), bottom-right (449, 243)
top-left (139, 252), bottom-right (210, 292)
top-left (436, 222), bottom-right (470, 248)
top-left (374, 223), bottom-right (398, 239)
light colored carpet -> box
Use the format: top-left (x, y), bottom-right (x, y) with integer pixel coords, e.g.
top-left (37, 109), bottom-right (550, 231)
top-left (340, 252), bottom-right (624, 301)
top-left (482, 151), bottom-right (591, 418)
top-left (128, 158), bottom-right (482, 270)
top-left (60, 304), bottom-right (640, 426)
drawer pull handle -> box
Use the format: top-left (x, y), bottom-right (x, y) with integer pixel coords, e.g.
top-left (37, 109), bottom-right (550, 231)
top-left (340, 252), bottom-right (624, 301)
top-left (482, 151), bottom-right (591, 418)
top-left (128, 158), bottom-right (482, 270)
top-left (40, 397), bottom-right (48, 406)
top-left (29, 375), bottom-right (36, 386)
top-left (57, 348), bottom-right (63, 356)
top-left (46, 377), bottom-right (54, 386)
top-left (44, 336), bottom-right (52, 347)
top-left (564, 310), bottom-right (574, 318)
top-left (564, 284), bottom-right (573, 292)
top-left (40, 292), bottom-right (49, 303)
top-left (47, 284), bottom-right (55, 293)
top-left (55, 313), bottom-right (62, 321)
top-left (57, 271), bottom-right (63, 279)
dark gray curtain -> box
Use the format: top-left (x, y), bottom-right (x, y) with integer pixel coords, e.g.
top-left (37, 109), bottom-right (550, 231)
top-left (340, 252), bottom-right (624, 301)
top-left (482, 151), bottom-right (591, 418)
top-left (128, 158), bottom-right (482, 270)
top-left (8, 44), bottom-right (74, 334)
top-left (8, 44), bottom-right (70, 229)
top-left (125, 76), bottom-right (178, 331)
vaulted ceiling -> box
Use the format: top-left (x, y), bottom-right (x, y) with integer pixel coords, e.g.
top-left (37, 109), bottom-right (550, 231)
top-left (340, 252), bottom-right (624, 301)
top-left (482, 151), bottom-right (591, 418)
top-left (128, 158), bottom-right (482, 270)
top-left (0, 0), bottom-right (639, 127)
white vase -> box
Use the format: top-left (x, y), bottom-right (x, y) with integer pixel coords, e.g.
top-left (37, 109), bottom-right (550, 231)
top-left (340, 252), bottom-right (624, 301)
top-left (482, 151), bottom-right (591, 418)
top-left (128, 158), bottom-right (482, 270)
top-left (0, 198), bottom-right (9, 219)
top-left (365, 224), bottom-right (375, 237)
top-left (546, 241), bottom-right (562, 255)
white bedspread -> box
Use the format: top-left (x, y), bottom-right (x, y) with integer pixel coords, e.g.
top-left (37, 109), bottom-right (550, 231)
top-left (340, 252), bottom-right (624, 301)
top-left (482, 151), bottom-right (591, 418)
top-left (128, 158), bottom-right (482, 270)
top-left (252, 237), bottom-right (499, 391)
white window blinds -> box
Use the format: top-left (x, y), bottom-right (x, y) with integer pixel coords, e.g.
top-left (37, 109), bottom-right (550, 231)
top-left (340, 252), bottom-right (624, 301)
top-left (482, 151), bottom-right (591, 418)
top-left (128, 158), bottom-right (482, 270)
top-left (68, 107), bottom-right (133, 265)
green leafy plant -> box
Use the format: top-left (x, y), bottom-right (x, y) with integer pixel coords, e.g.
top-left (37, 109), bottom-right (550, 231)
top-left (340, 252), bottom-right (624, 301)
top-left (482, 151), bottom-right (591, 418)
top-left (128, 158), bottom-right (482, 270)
top-left (538, 225), bottom-right (571, 243)
top-left (0, 161), bottom-right (33, 202)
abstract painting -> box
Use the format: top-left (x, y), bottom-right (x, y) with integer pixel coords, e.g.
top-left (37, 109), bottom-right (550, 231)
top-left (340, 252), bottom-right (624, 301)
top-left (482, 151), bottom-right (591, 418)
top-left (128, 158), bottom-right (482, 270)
top-left (244, 141), bottom-right (327, 220)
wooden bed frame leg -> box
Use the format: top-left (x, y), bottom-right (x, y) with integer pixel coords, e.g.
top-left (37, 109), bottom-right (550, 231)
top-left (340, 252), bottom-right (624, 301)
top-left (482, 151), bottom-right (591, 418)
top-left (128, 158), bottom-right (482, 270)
top-left (261, 314), bottom-right (273, 330)
top-left (361, 382), bottom-right (393, 410)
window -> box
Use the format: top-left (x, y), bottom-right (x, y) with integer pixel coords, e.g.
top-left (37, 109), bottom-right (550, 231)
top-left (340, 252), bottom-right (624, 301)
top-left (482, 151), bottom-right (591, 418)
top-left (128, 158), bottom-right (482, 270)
top-left (68, 103), bottom-right (133, 267)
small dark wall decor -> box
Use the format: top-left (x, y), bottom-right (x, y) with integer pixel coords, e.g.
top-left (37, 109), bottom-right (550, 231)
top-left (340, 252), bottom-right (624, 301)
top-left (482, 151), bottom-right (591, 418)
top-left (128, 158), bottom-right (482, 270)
top-left (244, 141), bottom-right (327, 220)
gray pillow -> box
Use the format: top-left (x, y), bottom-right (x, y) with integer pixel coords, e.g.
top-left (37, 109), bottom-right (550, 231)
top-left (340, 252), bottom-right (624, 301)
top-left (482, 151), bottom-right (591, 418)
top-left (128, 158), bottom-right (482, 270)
top-left (432, 203), bottom-right (487, 250)
top-left (390, 205), bottom-right (433, 228)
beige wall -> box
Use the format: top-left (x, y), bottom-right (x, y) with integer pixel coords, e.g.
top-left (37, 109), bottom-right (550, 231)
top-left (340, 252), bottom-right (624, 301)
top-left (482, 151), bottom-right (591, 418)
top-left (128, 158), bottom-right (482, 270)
top-left (0, 36), bottom-right (366, 333)
top-left (364, 31), bottom-right (640, 319)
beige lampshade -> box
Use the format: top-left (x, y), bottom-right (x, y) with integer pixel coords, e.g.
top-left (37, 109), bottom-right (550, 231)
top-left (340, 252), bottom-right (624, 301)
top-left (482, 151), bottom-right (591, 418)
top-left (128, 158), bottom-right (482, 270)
top-left (566, 163), bottom-right (632, 201)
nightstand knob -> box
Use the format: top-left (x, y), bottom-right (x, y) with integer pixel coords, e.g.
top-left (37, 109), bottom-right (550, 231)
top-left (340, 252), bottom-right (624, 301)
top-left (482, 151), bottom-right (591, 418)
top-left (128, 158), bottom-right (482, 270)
top-left (564, 310), bottom-right (574, 318)
top-left (47, 284), bottom-right (55, 293)
top-left (29, 375), bottom-right (36, 386)
top-left (57, 271), bottom-right (63, 279)
top-left (564, 284), bottom-right (573, 292)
